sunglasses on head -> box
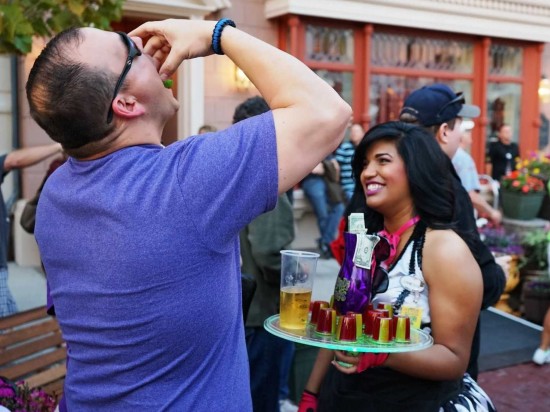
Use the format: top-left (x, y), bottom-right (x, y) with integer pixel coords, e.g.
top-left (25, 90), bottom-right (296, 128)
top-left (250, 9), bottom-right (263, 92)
top-left (106, 32), bottom-right (142, 124)
top-left (435, 92), bottom-right (465, 123)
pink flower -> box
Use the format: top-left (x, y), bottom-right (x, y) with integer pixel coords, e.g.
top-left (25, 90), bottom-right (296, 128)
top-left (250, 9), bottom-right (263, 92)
top-left (0, 387), bottom-right (15, 398)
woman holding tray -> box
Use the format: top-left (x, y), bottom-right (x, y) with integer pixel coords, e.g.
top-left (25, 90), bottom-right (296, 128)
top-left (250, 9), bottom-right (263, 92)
top-left (299, 122), bottom-right (495, 412)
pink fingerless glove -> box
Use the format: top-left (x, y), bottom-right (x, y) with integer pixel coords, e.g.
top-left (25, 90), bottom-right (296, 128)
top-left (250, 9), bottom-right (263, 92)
top-left (357, 352), bottom-right (389, 373)
top-left (298, 390), bottom-right (319, 412)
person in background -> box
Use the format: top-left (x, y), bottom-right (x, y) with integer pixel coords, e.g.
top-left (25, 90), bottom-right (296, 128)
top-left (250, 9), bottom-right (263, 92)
top-left (335, 122), bottom-right (365, 201)
top-left (301, 158), bottom-right (345, 259)
top-left (452, 120), bottom-right (502, 226)
top-left (25, 18), bottom-right (351, 410)
top-left (0, 143), bottom-right (62, 316)
top-left (399, 83), bottom-right (505, 381)
top-left (198, 124), bottom-right (217, 134)
top-left (487, 124), bottom-right (520, 182)
top-left (235, 96), bottom-right (297, 412)
top-left (533, 306), bottom-right (550, 365)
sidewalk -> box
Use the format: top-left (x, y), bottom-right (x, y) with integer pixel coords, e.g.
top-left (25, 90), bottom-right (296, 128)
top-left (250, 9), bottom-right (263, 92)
top-left (478, 362), bottom-right (550, 412)
top-left (7, 261), bottom-right (46, 312)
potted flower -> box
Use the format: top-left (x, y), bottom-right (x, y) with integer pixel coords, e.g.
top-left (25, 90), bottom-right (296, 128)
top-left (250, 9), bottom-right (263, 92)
top-left (479, 225), bottom-right (524, 256)
top-left (520, 228), bottom-right (550, 325)
top-left (522, 277), bottom-right (550, 325)
top-left (521, 150), bottom-right (550, 181)
top-left (0, 377), bottom-right (56, 412)
top-left (520, 151), bottom-right (550, 220)
top-left (479, 225), bottom-right (523, 313)
top-left (520, 228), bottom-right (550, 274)
top-left (500, 169), bottom-right (546, 220)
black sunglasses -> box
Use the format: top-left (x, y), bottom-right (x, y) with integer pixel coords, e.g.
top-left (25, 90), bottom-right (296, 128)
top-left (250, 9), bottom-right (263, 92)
top-left (372, 237), bottom-right (391, 295)
top-left (106, 32), bottom-right (142, 124)
top-left (435, 92), bottom-right (465, 123)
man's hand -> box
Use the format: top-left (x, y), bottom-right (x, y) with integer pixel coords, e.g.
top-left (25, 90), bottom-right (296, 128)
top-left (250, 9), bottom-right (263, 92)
top-left (129, 19), bottom-right (217, 80)
top-left (488, 209), bottom-right (503, 226)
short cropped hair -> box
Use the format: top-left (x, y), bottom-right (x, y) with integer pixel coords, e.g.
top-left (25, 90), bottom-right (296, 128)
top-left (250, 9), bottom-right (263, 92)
top-left (233, 96), bottom-right (270, 124)
top-left (26, 28), bottom-right (118, 151)
top-left (399, 112), bottom-right (458, 136)
top-left (351, 121), bottom-right (456, 232)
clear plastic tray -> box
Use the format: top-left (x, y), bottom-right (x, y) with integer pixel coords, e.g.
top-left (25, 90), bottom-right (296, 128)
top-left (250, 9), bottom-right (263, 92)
top-left (264, 314), bottom-right (433, 353)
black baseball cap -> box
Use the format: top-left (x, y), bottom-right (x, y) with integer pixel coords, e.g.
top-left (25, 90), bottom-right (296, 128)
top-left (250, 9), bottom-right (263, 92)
top-left (399, 84), bottom-right (480, 127)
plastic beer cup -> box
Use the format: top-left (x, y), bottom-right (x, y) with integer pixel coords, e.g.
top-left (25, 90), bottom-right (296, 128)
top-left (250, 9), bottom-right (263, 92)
top-left (279, 250), bottom-right (319, 329)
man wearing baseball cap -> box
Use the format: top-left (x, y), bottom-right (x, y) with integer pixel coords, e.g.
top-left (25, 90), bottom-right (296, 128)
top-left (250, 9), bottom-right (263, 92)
top-left (400, 83), bottom-right (480, 159)
top-left (399, 83), bottom-right (505, 381)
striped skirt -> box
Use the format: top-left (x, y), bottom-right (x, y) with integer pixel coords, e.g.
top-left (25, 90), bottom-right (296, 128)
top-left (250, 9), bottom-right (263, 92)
top-left (440, 374), bottom-right (496, 412)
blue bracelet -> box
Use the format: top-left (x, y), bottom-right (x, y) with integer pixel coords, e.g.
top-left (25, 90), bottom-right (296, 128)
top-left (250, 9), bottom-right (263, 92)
top-left (212, 18), bottom-right (236, 55)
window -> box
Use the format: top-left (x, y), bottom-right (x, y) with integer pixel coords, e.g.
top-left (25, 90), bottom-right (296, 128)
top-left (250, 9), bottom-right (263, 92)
top-left (371, 33), bottom-right (473, 73)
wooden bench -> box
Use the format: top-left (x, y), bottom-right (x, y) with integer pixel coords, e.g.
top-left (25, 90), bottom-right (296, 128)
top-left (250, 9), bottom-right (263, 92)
top-left (0, 306), bottom-right (66, 402)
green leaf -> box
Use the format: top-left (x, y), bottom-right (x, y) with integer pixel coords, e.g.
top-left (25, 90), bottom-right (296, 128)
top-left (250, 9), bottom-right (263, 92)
top-left (67, 0), bottom-right (86, 17)
top-left (13, 34), bottom-right (32, 54)
top-left (0, 0), bottom-right (125, 55)
top-left (30, 17), bottom-right (51, 37)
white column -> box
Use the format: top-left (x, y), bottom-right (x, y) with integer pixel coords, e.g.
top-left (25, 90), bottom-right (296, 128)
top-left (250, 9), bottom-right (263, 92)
top-left (179, 58), bottom-right (205, 139)
top-left (178, 15), bottom-right (205, 139)
top-left (0, 56), bottom-right (14, 199)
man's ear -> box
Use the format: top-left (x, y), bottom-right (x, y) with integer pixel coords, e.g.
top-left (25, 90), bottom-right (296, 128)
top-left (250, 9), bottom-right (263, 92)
top-left (437, 123), bottom-right (449, 145)
top-left (111, 95), bottom-right (145, 119)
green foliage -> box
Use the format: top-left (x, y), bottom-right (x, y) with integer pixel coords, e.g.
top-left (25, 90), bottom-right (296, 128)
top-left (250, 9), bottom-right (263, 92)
top-left (0, 0), bottom-right (124, 55)
top-left (520, 229), bottom-right (550, 271)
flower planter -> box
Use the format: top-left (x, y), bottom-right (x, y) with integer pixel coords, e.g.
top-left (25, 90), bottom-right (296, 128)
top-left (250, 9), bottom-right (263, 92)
top-left (501, 190), bottom-right (545, 220)
top-left (522, 276), bottom-right (550, 325)
top-left (537, 190), bottom-right (550, 220)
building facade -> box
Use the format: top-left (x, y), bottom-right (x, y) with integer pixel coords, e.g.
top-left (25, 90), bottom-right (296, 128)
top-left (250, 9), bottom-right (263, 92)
top-left (3, 0), bottom-right (549, 217)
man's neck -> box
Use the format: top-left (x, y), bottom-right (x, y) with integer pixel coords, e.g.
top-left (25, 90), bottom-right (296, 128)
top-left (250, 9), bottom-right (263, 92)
top-left (74, 120), bottom-right (163, 160)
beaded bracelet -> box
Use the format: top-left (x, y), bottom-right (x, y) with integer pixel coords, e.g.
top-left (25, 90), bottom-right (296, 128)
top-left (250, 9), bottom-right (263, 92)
top-left (212, 18), bottom-right (236, 55)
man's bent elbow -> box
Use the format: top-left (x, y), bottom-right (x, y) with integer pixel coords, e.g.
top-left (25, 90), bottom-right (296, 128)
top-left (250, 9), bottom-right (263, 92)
top-left (318, 100), bottom-right (352, 151)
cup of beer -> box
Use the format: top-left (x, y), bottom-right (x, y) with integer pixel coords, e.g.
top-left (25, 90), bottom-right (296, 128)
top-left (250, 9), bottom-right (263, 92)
top-left (279, 250), bottom-right (319, 329)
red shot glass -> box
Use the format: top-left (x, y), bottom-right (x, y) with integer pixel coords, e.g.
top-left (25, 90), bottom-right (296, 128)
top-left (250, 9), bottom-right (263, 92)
top-left (364, 309), bottom-right (389, 337)
top-left (393, 314), bottom-right (411, 342)
top-left (315, 308), bottom-right (337, 335)
top-left (338, 314), bottom-right (357, 342)
top-left (310, 301), bottom-right (330, 325)
top-left (372, 316), bottom-right (393, 343)
top-left (377, 302), bottom-right (394, 318)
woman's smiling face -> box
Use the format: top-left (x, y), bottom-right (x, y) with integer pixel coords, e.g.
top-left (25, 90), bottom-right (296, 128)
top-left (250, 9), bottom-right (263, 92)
top-left (359, 139), bottom-right (412, 214)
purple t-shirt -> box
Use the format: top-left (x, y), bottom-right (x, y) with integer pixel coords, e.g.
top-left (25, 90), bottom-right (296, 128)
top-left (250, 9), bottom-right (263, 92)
top-left (35, 113), bottom-right (277, 411)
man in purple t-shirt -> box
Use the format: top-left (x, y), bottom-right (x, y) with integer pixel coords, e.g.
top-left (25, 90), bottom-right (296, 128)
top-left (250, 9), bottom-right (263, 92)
top-left (26, 19), bottom-right (351, 411)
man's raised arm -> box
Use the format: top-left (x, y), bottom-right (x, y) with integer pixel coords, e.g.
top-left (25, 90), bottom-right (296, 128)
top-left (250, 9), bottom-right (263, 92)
top-left (130, 19), bottom-right (352, 193)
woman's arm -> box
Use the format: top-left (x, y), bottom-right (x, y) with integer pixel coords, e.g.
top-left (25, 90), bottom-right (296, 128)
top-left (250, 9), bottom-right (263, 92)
top-left (384, 229), bottom-right (482, 380)
top-left (304, 348), bottom-right (334, 394)
top-left (333, 229), bottom-right (482, 380)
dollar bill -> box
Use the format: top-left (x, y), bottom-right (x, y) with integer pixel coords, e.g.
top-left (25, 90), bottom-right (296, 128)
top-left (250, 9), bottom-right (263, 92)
top-left (353, 233), bottom-right (380, 269)
top-left (348, 213), bottom-right (366, 233)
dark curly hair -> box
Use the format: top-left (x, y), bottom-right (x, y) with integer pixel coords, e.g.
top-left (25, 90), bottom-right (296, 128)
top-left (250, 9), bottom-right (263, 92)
top-left (233, 96), bottom-right (270, 124)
